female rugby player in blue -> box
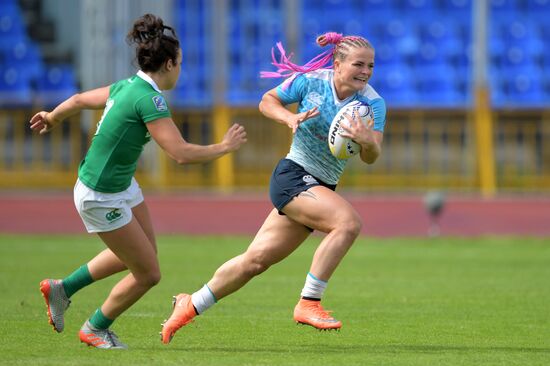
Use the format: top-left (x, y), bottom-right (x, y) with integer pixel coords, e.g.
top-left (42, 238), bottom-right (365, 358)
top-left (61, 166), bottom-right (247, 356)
top-left (161, 32), bottom-right (386, 343)
top-left (31, 14), bottom-right (246, 349)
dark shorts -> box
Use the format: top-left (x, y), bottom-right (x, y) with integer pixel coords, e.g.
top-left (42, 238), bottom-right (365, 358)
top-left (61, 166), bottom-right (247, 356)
top-left (269, 158), bottom-right (337, 214)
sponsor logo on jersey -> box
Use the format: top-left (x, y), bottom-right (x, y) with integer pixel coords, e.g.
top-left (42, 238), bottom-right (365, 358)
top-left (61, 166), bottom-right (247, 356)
top-left (306, 92), bottom-right (324, 107)
top-left (105, 209), bottom-right (122, 223)
top-left (152, 95), bottom-right (168, 112)
top-left (302, 175), bottom-right (318, 185)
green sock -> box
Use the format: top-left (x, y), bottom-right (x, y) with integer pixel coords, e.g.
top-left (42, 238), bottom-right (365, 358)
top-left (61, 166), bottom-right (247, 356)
top-left (62, 264), bottom-right (93, 298)
top-left (89, 308), bottom-right (114, 330)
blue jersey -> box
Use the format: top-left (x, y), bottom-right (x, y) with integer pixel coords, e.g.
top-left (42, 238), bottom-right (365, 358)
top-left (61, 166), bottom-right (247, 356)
top-left (276, 69), bottom-right (386, 184)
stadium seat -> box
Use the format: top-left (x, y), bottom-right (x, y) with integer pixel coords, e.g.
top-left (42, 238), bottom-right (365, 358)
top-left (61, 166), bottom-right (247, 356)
top-left (0, 66), bottom-right (32, 107)
top-left (373, 64), bottom-right (418, 107)
top-left (415, 64), bottom-right (464, 107)
top-left (525, 0), bottom-right (550, 20)
top-left (439, 0), bottom-right (471, 16)
top-left (375, 43), bottom-right (403, 67)
top-left (381, 18), bottom-right (420, 61)
top-left (359, 0), bottom-right (397, 20)
top-left (398, 0), bottom-right (438, 17)
top-left (2, 40), bottom-right (44, 82)
top-left (526, 0), bottom-right (550, 10)
top-left (490, 0), bottom-right (524, 16)
top-left (34, 64), bottom-right (77, 107)
top-left (0, 3), bottom-right (26, 48)
top-left (418, 42), bottom-right (448, 65)
top-left (505, 73), bottom-right (545, 106)
top-left (498, 19), bottom-right (544, 60)
top-left (541, 68), bottom-right (550, 101)
top-left (488, 67), bottom-right (507, 107)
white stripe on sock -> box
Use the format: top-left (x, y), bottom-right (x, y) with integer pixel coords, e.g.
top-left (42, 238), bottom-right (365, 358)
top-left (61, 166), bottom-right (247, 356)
top-left (300, 272), bottom-right (327, 299)
top-left (191, 284), bottom-right (217, 314)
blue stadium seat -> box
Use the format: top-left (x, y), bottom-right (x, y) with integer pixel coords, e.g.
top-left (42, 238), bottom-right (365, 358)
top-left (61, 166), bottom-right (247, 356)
top-left (2, 40), bottom-right (44, 82)
top-left (450, 46), bottom-right (472, 69)
top-left (172, 88), bottom-right (211, 107)
top-left (505, 72), bottom-right (545, 107)
top-left (498, 18), bottom-right (543, 59)
top-left (490, 61), bottom-right (545, 107)
top-left (415, 64), bottom-right (465, 107)
top-left (373, 63), bottom-right (418, 107)
top-left (35, 65), bottom-right (78, 107)
top-left (526, 0), bottom-right (550, 10)
top-left (0, 66), bottom-right (32, 107)
top-left (525, 0), bottom-right (550, 20)
top-left (381, 19), bottom-right (420, 61)
top-left (420, 20), bottom-right (467, 63)
top-left (359, 0), bottom-right (398, 20)
top-left (542, 68), bottom-right (550, 101)
top-left (488, 65), bottom-right (506, 107)
top-left (439, 0), bottom-right (471, 17)
top-left (418, 42), bottom-right (448, 65)
top-left (501, 45), bottom-right (532, 68)
top-left (454, 63), bottom-right (472, 103)
top-left (398, 0), bottom-right (438, 16)
top-left (540, 42), bottom-right (550, 65)
top-left (490, 0), bottom-right (524, 16)
top-left (362, 0), bottom-right (397, 12)
top-left (375, 43), bottom-right (403, 67)
top-left (0, 2), bottom-right (26, 48)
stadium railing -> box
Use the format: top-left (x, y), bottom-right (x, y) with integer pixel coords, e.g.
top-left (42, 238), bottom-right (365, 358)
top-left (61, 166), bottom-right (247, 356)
top-left (1, 107), bottom-right (548, 193)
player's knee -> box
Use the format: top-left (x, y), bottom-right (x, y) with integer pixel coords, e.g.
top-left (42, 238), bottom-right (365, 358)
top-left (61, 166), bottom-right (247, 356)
top-left (242, 251), bottom-right (271, 278)
top-left (339, 216), bottom-right (362, 241)
top-left (349, 217), bottom-right (363, 238)
top-left (137, 269), bottom-right (161, 288)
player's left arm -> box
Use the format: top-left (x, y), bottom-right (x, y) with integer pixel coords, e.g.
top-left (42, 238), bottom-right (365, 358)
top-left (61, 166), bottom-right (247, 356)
top-left (30, 86), bottom-right (110, 135)
top-left (357, 97), bottom-right (386, 164)
top-left (358, 130), bottom-right (383, 164)
top-left (341, 113), bottom-right (383, 164)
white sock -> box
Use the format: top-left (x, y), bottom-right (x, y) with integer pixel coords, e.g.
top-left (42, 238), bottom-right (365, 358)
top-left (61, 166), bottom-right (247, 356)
top-left (191, 284), bottom-right (217, 314)
top-left (300, 272), bottom-right (327, 299)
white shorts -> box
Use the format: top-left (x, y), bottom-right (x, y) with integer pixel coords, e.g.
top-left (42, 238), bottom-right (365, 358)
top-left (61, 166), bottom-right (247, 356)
top-left (74, 177), bottom-right (144, 233)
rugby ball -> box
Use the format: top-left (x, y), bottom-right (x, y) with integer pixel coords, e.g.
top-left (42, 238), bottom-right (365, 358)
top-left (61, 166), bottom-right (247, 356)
top-left (328, 100), bottom-right (374, 159)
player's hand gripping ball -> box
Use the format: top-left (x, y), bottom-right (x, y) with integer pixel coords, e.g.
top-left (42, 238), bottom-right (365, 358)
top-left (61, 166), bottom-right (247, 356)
top-left (328, 100), bottom-right (374, 159)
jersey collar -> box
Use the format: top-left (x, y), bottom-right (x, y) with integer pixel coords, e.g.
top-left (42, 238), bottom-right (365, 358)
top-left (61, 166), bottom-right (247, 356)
top-left (136, 70), bottom-right (162, 93)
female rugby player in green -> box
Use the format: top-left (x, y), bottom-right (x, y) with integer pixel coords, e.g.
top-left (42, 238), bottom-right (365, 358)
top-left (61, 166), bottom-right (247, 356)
top-left (30, 14), bottom-right (247, 349)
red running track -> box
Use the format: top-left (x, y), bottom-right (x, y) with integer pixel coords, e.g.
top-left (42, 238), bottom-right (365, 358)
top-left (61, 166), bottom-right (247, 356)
top-left (1, 192), bottom-right (549, 237)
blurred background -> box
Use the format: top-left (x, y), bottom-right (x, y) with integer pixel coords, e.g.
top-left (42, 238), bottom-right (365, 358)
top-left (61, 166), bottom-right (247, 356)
top-left (0, 0), bottom-right (549, 196)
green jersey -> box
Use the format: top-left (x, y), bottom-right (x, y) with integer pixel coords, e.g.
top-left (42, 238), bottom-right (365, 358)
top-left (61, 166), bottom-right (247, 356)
top-left (78, 71), bottom-right (171, 193)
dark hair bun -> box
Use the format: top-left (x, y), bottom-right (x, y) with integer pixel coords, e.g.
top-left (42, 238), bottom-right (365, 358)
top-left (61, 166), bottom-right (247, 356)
top-left (127, 13), bottom-right (179, 72)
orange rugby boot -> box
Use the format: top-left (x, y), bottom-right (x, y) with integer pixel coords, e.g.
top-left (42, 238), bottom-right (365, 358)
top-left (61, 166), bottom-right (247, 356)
top-left (160, 293), bottom-right (196, 344)
top-left (293, 298), bottom-right (342, 330)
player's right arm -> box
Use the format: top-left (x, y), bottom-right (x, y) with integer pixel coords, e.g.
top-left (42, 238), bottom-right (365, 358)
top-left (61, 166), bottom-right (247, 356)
top-left (146, 117), bottom-right (247, 165)
top-left (30, 86), bottom-right (110, 135)
top-left (259, 88), bottom-right (319, 134)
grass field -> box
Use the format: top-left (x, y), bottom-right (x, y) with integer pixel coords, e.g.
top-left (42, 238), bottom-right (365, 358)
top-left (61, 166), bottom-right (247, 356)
top-left (1, 234), bottom-right (549, 365)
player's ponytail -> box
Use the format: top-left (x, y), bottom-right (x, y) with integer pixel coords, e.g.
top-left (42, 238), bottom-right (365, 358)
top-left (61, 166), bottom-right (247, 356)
top-left (260, 31), bottom-right (343, 80)
top-left (127, 13), bottom-right (179, 72)
top-left (260, 31), bottom-right (372, 83)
